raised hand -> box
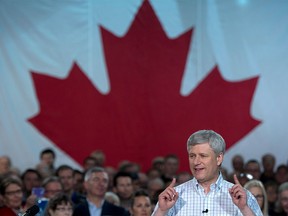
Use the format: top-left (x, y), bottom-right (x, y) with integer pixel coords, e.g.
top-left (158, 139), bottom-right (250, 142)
top-left (157, 178), bottom-right (178, 213)
top-left (229, 174), bottom-right (247, 210)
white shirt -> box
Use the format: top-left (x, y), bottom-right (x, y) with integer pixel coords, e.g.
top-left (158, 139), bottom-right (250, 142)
top-left (152, 174), bottom-right (263, 216)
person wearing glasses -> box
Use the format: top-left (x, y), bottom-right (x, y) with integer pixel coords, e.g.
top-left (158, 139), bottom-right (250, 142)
top-left (244, 180), bottom-right (269, 216)
top-left (44, 193), bottom-right (73, 216)
top-left (0, 176), bottom-right (36, 215)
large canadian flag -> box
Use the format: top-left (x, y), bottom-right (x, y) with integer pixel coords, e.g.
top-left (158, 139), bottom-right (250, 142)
top-left (0, 0), bottom-right (288, 173)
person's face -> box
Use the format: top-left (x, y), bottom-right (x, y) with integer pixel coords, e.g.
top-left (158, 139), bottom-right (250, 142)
top-left (130, 196), bottom-right (152, 216)
top-left (2, 183), bottom-right (23, 209)
top-left (83, 159), bottom-right (96, 171)
top-left (245, 163), bottom-right (261, 180)
top-left (232, 156), bottom-right (244, 171)
top-left (114, 177), bottom-right (134, 199)
top-left (48, 203), bottom-right (73, 216)
top-left (266, 185), bottom-right (278, 203)
top-left (23, 172), bottom-right (41, 191)
top-left (164, 158), bottom-right (179, 175)
top-left (0, 157), bottom-right (10, 174)
top-left (41, 153), bottom-right (54, 166)
top-left (58, 169), bottom-right (75, 192)
top-left (44, 182), bottom-right (63, 199)
top-left (147, 169), bottom-right (161, 180)
top-left (188, 143), bottom-right (223, 185)
top-left (276, 168), bottom-right (288, 184)
top-left (249, 186), bottom-right (264, 210)
top-left (262, 155), bottom-right (275, 171)
top-left (280, 190), bottom-right (288, 213)
top-left (84, 171), bottom-right (108, 197)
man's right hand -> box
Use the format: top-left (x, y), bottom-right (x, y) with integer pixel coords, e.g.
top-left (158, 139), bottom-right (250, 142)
top-left (155, 178), bottom-right (178, 215)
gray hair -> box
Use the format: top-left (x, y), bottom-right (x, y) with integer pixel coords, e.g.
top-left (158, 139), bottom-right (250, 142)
top-left (279, 182), bottom-right (288, 193)
top-left (84, 166), bottom-right (106, 181)
top-left (274, 182), bottom-right (288, 213)
top-left (187, 130), bottom-right (226, 155)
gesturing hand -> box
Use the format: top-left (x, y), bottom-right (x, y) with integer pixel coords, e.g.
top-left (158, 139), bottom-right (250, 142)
top-left (229, 174), bottom-right (247, 210)
top-left (158, 178), bottom-right (179, 212)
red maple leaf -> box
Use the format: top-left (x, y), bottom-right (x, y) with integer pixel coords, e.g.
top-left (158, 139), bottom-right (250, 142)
top-left (28, 1), bottom-right (260, 171)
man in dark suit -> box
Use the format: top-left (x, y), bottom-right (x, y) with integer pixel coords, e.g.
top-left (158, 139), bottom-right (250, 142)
top-left (73, 167), bottom-right (129, 216)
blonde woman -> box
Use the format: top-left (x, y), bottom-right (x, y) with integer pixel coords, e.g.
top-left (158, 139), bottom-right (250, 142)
top-left (244, 180), bottom-right (269, 216)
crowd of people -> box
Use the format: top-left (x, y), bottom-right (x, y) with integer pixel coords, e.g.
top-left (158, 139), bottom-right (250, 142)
top-left (0, 130), bottom-right (288, 215)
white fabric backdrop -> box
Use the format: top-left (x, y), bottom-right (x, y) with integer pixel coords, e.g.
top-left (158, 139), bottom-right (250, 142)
top-left (0, 0), bottom-right (288, 173)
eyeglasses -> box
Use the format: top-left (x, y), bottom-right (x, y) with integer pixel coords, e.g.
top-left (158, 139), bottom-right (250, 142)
top-left (254, 194), bottom-right (264, 200)
top-left (55, 207), bottom-right (73, 212)
top-left (5, 189), bottom-right (23, 196)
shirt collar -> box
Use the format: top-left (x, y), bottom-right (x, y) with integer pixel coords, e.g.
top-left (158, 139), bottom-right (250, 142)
top-left (87, 198), bottom-right (104, 209)
top-left (192, 172), bottom-right (223, 191)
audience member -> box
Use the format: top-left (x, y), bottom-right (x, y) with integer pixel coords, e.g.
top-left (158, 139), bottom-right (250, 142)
top-left (260, 153), bottom-right (276, 184)
top-left (73, 167), bottom-right (129, 216)
top-left (265, 180), bottom-right (279, 215)
top-left (274, 182), bottom-right (288, 215)
top-left (90, 150), bottom-right (106, 167)
top-left (0, 177), bottom-right (36, 215)
top-left (73, 169), bottom-right (84, 194)
top-left (44, 192), bottom-right (73, 216)
top-left (119, 162), bottom-right (141, 174)
top-left (147, 177), bottom-right (164, 208)
top-left (56, 165), bottom-right (75, 197)
top-left (275, 164), bottom-right (288, 186)
top-left (152, 130), bottom-right (262, 215)
top-left (118, 162), bottom-right (142, 191)
top-left (228, 154), bottom-right (245, 182)
top-left (36, 148), bottom-right (56, 179)
top-left (160, 154), bottom-right (179, 185)
top-left (136, 172), bottom-right (149, 190)
top-left (56, 165), bottom-right (84, 206)
top-left (244, 179), bottom-right (269, 216)
top-left (130, 189), bottom-right (152, 216)
top-left (42, 176), bottom-right (63, 199)
top-left (0, 143), bottom-right (286, 216)
top-left (21, 169), bottom-right (42, 201)
top-left (82, 156), bottom-right (97, 172)
top-left (0, 156), bottom-right (12, 176)
top-left (151, 157), bottom-right (164, 174)
top-left (36, 176), bottom-right (64, 215)
top-left (244, 159), bottom-right (261, 180)
top-left (113, 172), bottom-right (134, 210)
top-left (146, 168), bottom-right (161, 180)
top-left (104, 166), bottom-right (117, 192)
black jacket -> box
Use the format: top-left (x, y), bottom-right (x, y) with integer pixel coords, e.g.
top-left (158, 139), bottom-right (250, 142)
top-left (73, 199), bottom-right (130, 216)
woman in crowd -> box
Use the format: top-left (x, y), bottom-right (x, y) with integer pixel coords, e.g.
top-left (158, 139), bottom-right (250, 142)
top-left (44, 193), bottom-right (73, 216)
top-left (274, 182), bottom-right (288, 216)
top-left (244, 179), bottom-right (269, 216)
top-left (130, 189), bottom-right (152, 216)
top-left (0, 176), bottom-right (35, 215)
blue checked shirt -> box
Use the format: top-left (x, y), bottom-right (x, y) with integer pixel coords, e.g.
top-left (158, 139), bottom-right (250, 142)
top-left (152, 173), bottom-right (263, 216)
